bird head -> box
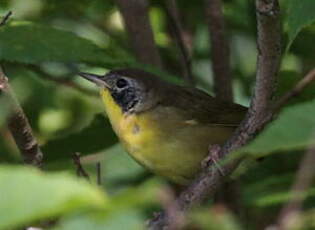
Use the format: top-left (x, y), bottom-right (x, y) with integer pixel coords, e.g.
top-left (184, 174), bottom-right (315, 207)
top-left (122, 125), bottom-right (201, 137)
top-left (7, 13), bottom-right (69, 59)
top-left (78, 69), bottom-right (161, 113)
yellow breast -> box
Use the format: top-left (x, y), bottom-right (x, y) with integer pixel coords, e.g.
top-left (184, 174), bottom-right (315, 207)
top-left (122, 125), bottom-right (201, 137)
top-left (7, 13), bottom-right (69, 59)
top-left (100, 89), bottom-right (234, 184)
top-left (100, 89), bottom-right (160, 169)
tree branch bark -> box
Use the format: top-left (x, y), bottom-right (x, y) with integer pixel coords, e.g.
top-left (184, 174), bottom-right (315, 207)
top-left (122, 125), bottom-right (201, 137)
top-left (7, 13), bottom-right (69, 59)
top-left (0, 66), bottom-right (43, 167)
top-left (204, 0), bottom-right (233, 102)
top-left (0, 11), bottom-right (12, 26)
top-left (148, 0), bottom-right (281, 228)
top-left (164, 0), bottom-right (194, 86)
top-left (114, 0), bottom-right (163, 69)
top-left (0, 12), bottom-right (43, 167)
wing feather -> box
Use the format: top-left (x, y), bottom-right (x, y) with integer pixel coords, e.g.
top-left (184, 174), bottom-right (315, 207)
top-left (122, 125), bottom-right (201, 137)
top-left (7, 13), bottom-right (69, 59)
top-left (159, 85), bottom-right (247, 126)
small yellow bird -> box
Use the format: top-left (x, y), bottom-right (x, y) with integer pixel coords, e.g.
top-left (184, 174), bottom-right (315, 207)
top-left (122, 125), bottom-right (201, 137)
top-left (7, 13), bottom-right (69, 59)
top-left (79, 69), bottom-right (247, 185)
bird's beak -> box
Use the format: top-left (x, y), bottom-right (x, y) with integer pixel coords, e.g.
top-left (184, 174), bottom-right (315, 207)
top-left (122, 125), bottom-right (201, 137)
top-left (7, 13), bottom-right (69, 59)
top-left (78, 72), bottom-right (110, 88)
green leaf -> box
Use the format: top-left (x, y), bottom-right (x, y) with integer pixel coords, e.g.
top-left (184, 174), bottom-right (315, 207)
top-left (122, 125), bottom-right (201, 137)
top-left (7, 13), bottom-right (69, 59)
top-left (286, 0), bottom-right (315, 50)
top-left (0, 21), bottom-right (122, 67)
top-left (0, 165), bottom-right (107, 230)
top-left (42, 114), bottom-right (118, 162)
top-left (53, 210), bottom-right (145, 230)
top-left (252, 187), bottom-right (315, 207)
top-left (101, 144), bottom-right (146, 189)
top-left (191, 208), bottom-right (242, 230)
top-left (238, 99), bottom-right (315, 156)
top-left (53, 178), bottom-right (163, 230)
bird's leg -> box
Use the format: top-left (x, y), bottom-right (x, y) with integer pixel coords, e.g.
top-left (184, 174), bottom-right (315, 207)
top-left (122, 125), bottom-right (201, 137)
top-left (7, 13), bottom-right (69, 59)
top-left (201, 144), bottom-right (225, 176)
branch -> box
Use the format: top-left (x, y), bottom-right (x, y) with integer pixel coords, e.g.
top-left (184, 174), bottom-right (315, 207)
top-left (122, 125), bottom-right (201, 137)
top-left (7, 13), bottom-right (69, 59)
top-left (72, 153), bottom-right (90, 180)
top-left (0, 67), bottom-right (43, 167)
top-left (0, 11), bottom-right (12, 26)
top-left (273, 68), bottom-right (315, 112)
top-left (164, 0), bottom-right (194, 86)
top-left (0, 12), bottom-right (43, 167)
top-left (96, 162), bottom-right (101, 185)
top-left (204, 0), bottom-right (233, 102)
top-left (148, 0), bottom-right (281, 228)
top-left (114, 0), bottom-right (163, 69)
top-left (274, 134), bottom-right (315, 230)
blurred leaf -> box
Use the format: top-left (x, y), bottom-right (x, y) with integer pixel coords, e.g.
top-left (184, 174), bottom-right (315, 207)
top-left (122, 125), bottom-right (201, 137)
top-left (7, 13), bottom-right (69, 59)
top-left (0, 165), bottom-right (107, 230)
top-left (252, 187), bottom-right (315, 207)
top-left (289, 28), bottom-right (315, 60)
top-left (110, 178), bottom-right (162, 209)
top-left (238, 99), bottom-right (315, 156)
top-left (287, 0), bottom-right (315, 50)
top-left (100, 144), bottom-right (146, 190)
top-left (53, 210), bottom-right (145, 230)
top-left (191, 207), bottom-right (243, 230)
top-left (53, 179), bottom-right (163, 230)
top-left (243, 173), bottom-right (293, 206)
top-left (0, 21), bottom-right (123, 67)
top-left (42, 114), bottom-right (118, 162)
top-left (295, 209), bottom-right (315, 230)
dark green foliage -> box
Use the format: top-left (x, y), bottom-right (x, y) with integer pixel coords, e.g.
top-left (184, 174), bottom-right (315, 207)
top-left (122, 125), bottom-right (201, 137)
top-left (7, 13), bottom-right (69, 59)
top-left (286, 0), bottom-right (315, 49)
top-left (0, 22), bottom-right (120, 66)
top-left (42, 115), bottom-right (118, 162)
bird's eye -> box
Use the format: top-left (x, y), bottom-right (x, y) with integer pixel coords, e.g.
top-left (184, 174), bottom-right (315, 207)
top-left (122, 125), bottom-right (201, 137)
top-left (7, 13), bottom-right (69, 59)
top-left (116, 78), bottom-right (128, 88)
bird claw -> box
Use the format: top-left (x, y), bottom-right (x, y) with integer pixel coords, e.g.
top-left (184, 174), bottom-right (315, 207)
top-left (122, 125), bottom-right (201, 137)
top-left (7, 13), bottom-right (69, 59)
top-left (201, 144), bottom-right (225, 176)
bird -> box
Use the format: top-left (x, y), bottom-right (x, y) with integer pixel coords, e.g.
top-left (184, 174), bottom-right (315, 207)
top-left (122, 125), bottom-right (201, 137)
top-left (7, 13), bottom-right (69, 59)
top-left (78, 69), bottom-right (247, 185)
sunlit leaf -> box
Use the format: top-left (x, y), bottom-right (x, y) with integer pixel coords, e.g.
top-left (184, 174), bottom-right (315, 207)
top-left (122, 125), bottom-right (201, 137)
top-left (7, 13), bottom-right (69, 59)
top-left (53, 210), bottom-right (145, 230)
top-left (53, 179), bottom-right (163, 230)
top-left (0, 165), bottom-right (107, 230)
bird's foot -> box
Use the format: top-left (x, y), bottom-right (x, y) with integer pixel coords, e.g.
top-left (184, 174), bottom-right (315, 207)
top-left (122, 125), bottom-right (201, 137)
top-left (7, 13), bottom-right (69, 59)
top-left (201, 144), bottom-right (225, 176)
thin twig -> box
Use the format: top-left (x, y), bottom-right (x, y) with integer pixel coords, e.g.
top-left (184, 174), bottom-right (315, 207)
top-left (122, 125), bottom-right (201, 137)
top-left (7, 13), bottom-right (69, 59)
top-left (96, 162), bottom-right (101, 185)
top-left (274, 68), bottom-right (315, 112)
top-left (204, 0), bottom-right (233, 102)
top-left (72, 153), bottom-right (90, 180)
top-left (0, 67), bottom-right (43, 167)
top-left (273, 134), bottom-right (315, 230)
top-left (0, 11), bottom-right (12, 26)
top-left (148, 1), bottom-right (281, 228)
top-left (164, 0), bottom-right (194, 86)
top-left (114, 0), bottom-right (163, 69)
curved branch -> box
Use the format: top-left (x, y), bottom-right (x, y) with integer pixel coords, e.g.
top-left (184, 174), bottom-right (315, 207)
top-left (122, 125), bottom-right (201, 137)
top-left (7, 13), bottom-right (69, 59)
top-left (148, 0), bottom-right (281, 228)
top-left (205, 0), bottom-right (233, 101)
top-left (0, 67), bottom-right (43, 167)
top-left (165, 0), bottom-right (194, 86)
top-left (114, 0), bottom-right (163, 69)
top-left (0, 12), bottom-right (43, 167)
